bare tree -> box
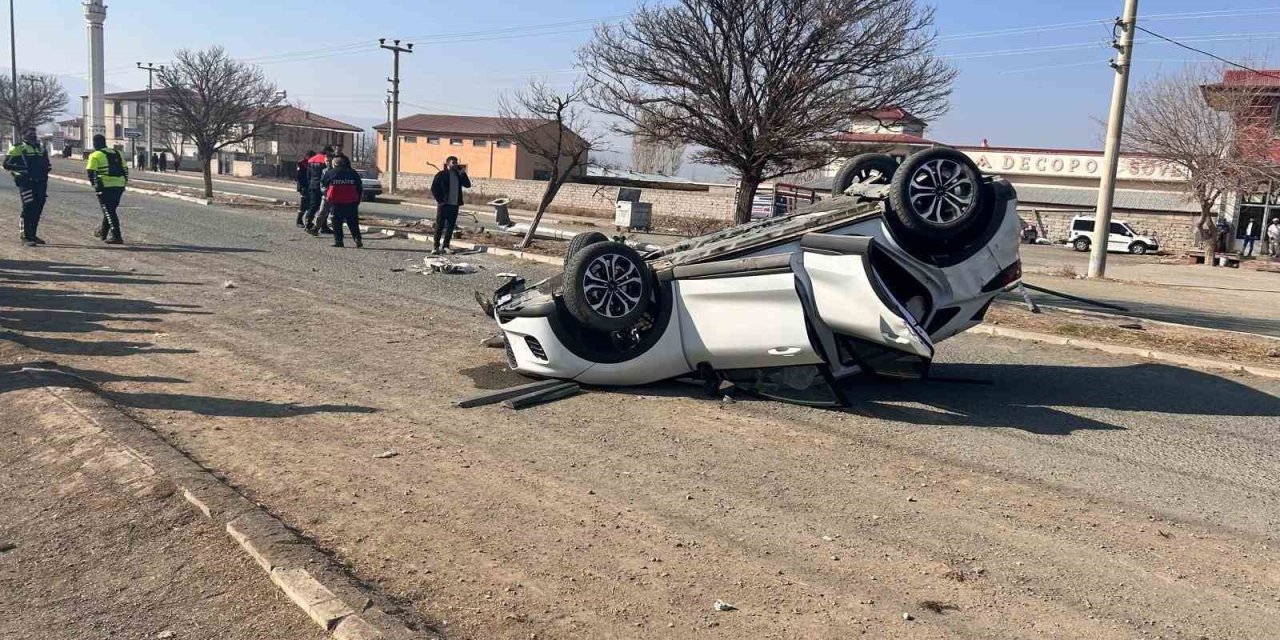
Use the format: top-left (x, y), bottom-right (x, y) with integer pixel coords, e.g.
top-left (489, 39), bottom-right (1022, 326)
top-left (1123, 65), bottom-right (1276, 263)
top-left (498, 79), bottom-right (605, 248)
top-left (581, 0), bottom-right (954, 224)
top-left (632, 109), bottom-right (685, 176)
top-left (155, 47), bottom-right (286, 197)
top-left (0, 74), bottom-right (68, 138)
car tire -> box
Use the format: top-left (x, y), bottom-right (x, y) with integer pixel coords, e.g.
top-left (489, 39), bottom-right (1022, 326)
top-left (832, 153), bottom-right (898, 195)
top-left (1073, 237), bottom-right (1091, 252)
top-left (1129, 242), bottom-right (1148, 255)
top-left (563, 241), bottom-right (654, 332)
top-left (564, 231), bottom-right (609, 265)
top-left (889, 148), bottom-right (987, 242)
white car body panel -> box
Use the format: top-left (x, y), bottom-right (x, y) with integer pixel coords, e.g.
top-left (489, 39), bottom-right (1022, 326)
top-left (675, 272), bottom-right (823, 371)
top-left (801, 251), bottom-right (932, 359)
top-left (499, 310), bottom-right (692, 386)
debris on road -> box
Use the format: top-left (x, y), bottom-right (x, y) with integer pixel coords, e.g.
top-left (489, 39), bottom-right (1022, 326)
top-left (155, 631), bottom-right (176, 639)
top-left (919, 600), bottom-right (959, 614)
top-left (902, 612), bottom-right (914, 621)
top-left (501, 382), bottom-right (581, 410)
top-left (414, 257), bottom-right (483, 275)
top-left (455, 380), bottom-right (570, 409)
top-left (712, 600), bottom-right (737, 612)
top-left (373, 450), bottom-right (399, 460)
top-left (222, 281), bottom-right (237, 289)
top-left (0, 541), bottom-right (15, 553)
top-left (481, 334), bottom-right (506, 349)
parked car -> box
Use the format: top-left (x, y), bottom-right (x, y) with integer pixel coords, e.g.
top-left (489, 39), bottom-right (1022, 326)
top-left (477, 149), bottom-right (1024, 407)
top-left (1068, 216), bottom-right (1159, 254)
top-left (355, 168), bottom-right (382, 202)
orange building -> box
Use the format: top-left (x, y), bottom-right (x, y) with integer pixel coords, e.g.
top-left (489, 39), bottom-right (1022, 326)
top-left (372, 114), bottom-right (586, 180)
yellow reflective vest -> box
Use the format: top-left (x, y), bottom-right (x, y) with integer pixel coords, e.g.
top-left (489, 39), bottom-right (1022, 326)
top-left (86, 147), bottom-right (129, 189)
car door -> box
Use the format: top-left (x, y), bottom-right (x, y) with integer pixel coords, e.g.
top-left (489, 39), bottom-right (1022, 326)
top-left (794, 234), bottom-right (934, 380)
top-left (1108, 222), bottom-right (1132, 252)
top-left (672, 255), bottom-right (823, 371)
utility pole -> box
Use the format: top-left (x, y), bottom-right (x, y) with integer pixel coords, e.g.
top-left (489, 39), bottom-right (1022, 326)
top-left (137, 62), bottom-right (163, 170)
top-left (383, 89), bottom-right (392, 177)
top-left (379, 38), bottom-right (412, 194)
top-left (9, 0), bottom-right (18, 145)
top-left (1088, 0), bottom-right (1140, 279)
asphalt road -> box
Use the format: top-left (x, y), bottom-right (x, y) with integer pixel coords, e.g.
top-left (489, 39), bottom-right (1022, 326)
top-left (3, 178), bottom-right (1280, 639)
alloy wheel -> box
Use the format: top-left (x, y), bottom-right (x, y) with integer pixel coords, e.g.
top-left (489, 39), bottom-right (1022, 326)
top-left (907, 159), bottom-right (978, 227)
top-left (582, 254), bottom-right (644, 319)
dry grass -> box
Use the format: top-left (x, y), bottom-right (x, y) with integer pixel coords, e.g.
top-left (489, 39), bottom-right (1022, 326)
top-left (987, 303), bottom-right (1280, 365)
top-left (652, 214), bottom-right (732, 238)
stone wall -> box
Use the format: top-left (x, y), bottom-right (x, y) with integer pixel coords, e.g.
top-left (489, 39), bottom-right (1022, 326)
top-left (1022, 208), bottom-right (1201, 252)
top-left (396, 173), bottom-right (739, 220)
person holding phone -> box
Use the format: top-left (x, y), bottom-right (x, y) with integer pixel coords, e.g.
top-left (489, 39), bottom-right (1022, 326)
top-left (429, 155), bottom-right (470, 254)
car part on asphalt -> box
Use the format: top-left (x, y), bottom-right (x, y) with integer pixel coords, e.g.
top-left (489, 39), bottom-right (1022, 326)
top-left (454, 379), bottom-right (568, 408)
top-left (832, 153), bottom-right (898, 195)
top-left (1022, 282), bottom-right (1129, 313)
top-left (501, 381), bottom-right (582, 409)
top-left (562, 241), bottom-right (654, 332)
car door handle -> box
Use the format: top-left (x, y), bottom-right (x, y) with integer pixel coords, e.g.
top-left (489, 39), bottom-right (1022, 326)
top-left (768, 347), bottom-right (803, 357)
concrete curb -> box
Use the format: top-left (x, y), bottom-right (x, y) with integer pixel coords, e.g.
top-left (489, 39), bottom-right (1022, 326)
top-left (49, 173), bottom-right (212, 206)
top-left (967, 324), bottom-right (1280, 380)
top-left (361, 225), bottom-right (564, 266)
top-left (7, 365), bottom-right (438, 640)
top-left (1005, 301), bottom-right (1280, 343)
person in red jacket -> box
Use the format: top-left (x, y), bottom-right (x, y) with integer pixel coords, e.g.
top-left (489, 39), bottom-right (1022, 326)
top-left (321, 155), bottom-right (364, 248)
top-left (302, 146), bottom-right (333, 232)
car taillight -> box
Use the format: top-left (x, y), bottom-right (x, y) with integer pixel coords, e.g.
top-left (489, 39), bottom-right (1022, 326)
top-left (981, 260), bottom-right (1022, 293)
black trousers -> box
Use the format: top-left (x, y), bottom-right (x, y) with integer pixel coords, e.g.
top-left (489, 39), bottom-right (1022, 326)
top-left (96, 187), bottom-right (125, 240)
top-left (302, 188), bottom-right (323, 227)
top-left (434, 204), bottom-right (460, 248)
top-left (17, 179), bottom-right (47, 240)
top-left (296, 189), bottom-right (309, 223)
top-left (331, 203), bottom-right (362, 245)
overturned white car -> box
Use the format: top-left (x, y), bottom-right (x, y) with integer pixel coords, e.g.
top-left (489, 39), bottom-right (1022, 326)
top-left (478, 148), bottom-right (1022, 406)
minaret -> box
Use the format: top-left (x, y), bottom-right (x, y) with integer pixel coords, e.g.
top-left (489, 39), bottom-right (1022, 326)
top-left (84, 1), bottom-right (107, 142)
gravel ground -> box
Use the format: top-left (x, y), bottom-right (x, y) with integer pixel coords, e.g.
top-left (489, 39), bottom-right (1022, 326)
top-left (3, 178), bottom-right (1280, 639)
top-left (0, 380), bottom-right (326, 640)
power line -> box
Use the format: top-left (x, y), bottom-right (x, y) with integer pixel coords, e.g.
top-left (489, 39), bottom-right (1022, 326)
top-left (1133, 25), bottom-right (1280, 80)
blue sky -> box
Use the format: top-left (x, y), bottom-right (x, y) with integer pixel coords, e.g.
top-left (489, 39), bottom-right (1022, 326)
top-left (11, 1), bottom-right (1280, 170)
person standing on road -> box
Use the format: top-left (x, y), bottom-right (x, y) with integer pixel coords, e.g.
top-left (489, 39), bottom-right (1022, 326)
top-left (429, 156), bottom-right (470, 254)
top-left (312, 154), bottom-right (339, 236)
top-left (295, 150), bottom-right (314, 228)
top-left (302, 146), bottom-right (332, 234)
top-left (322, 155), bottom-right (364, 248)
top-left (86, 134), bottom-right (128, 245)
top-left (4, 127), bottom-right (52, 246)
top-left (1241, 220), bottom-right (1258, 257)
top-left (1268, 219), bottom-right (1280, 258)
top-left (158, 152), bottom-right (168, 172)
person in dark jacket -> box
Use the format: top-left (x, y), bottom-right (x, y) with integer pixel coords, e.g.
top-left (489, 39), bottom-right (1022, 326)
top-left (321, 155), bottom-right (364, 248)
top-left (4, 128), bottom-right (52, 246)
top-left (429, 156), bottom-right (470, 254)
top-left (158, 152), bottom-right (168, 172)
top-left (295, 150), bottom-right (314, 227)
top-left (313, 155), bottom-right (340, 235)
top-left (302, 146), bottom-right (333, 233)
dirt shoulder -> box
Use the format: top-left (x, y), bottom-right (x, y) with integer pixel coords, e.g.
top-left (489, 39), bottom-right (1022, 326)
top-left (0, 382), bottom-right (325, 640)
top-left (987, 301), bottom-right (1280, 367)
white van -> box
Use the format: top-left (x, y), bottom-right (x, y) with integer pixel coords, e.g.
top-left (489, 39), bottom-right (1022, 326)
top-left (1068, 216), bottom-right (1159, 255)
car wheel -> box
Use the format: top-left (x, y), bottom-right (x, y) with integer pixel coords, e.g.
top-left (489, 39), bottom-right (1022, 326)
top-left (889, 148), bottom-right (986, 242)
top-left (1073, 237), bottom-right (1091, 252)
top-left (563, 241), bottom-right (654, 332)
top-left (1129, 242), bottom-right (1148, 255)
top-left (832, 153), bottom-right (897, 195)
top-left (564, 231), bottom-right (609, 265)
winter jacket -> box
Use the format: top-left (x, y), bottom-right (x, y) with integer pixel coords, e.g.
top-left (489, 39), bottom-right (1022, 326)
top-left (306, 152), bottom-right (330, 190)
top-left (323, 166), bottom-right (363, 205)
top-left (4, 142), bottom-right (51, 183)
top-left (430, 168), bottom-right (471, 205)
top-left (295, 158), bottom-right (309, 191)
